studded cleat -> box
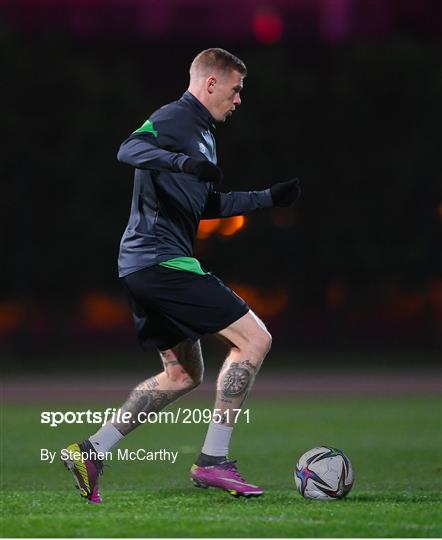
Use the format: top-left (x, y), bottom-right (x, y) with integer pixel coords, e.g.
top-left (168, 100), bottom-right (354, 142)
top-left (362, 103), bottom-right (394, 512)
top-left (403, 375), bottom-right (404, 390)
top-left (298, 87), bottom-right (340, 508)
top-left (190, 460), bottom-right (263, 498)
top-left (62, 440), bottom-right (103, 504)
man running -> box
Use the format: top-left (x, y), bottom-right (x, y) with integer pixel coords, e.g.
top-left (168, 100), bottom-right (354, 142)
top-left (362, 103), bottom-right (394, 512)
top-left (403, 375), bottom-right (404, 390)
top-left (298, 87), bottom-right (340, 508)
top-left (63, 48), bottom-right (300, 503)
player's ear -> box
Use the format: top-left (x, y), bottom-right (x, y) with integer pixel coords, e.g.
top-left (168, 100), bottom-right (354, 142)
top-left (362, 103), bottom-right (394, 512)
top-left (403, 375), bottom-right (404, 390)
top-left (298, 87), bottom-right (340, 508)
top-left (206, 76), bottom-right (217, 94)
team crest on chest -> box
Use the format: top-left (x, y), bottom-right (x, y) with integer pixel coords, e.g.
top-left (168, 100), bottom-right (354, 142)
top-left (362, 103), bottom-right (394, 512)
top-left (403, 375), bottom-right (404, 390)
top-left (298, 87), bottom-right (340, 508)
top-left (199, 129), bottom-right (215, 158)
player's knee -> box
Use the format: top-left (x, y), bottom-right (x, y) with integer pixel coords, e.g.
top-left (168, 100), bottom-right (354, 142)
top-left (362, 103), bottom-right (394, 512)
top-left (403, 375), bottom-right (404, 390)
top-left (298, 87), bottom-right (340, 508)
top-left (177, 373), bottom-right (202, 393)
top-left (186, 369), bottom-right (203, 389)
top-left (245, 328), bottom-right (272, 361)
top-left (261, 329), bottom-right (272, 354)
top-left (166, 363), bottom-right (203, 389)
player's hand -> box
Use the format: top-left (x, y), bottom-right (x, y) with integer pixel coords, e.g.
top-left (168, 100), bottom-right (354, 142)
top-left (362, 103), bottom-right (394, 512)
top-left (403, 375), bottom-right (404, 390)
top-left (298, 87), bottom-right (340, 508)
top-left (270, 178), bottom-right (301, 207)
top-left (182, 158), bottom-right (223, 184)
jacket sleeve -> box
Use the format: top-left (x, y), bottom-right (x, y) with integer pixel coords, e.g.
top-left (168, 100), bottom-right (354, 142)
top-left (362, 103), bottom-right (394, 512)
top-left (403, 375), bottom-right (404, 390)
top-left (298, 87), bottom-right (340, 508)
top-left (117, 114), bottom-right (190, 172)
top-left (201, 189), bottom-right (274, 219)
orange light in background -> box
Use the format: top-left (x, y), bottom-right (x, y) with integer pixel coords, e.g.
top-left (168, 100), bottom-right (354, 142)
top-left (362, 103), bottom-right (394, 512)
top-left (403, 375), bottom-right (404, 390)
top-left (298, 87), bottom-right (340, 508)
top-left (326, 280), bottom-right (348, 311)
top-left (197, 219), bottom-right (221, 239)
top-left (393, 291), bottom-right (425, 317)
top-left (197, 216), bottom-right (247, 239)
top-left (228, 283), bottom-right (289, 318)
top-left (81, 292), bottom-right (130, 331)
top-left (219, 216), bottom-right (245, 236)
top-left (0, 301), bottom-right (25, 336)
top-left (253, 7), bottom-right (283, 44)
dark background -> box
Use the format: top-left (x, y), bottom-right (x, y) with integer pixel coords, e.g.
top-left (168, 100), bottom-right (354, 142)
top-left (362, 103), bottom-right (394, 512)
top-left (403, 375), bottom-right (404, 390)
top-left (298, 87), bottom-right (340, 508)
top-left (1, 0), bottom-right (441, 369)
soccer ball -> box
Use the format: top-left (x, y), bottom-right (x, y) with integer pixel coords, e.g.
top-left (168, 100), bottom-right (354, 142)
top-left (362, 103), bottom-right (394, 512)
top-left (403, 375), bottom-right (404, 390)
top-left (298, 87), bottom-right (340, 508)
top-left (294, 446), bottom-right (354, 500)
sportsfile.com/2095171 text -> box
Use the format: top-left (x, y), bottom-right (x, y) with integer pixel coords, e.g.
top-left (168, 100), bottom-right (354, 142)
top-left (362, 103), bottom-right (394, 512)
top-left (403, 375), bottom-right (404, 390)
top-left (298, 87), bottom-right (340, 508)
top-left (40, 408), bottom-right (251, 427)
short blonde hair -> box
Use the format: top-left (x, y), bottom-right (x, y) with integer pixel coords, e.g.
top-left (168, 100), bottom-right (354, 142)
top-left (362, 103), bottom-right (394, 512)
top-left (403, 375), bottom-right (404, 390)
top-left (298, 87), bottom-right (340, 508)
top-left (190, 48), bottom-right (247, 78)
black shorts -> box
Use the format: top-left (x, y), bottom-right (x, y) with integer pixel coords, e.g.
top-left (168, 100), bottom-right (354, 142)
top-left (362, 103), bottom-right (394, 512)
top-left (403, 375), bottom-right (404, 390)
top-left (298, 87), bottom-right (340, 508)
top-left (122, 265), bottom-right (249, 351)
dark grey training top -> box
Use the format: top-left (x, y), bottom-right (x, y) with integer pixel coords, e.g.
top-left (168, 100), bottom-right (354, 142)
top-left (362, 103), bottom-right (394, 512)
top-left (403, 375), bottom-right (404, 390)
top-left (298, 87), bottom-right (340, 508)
top-left (117, 91), bottom-right (273, 278)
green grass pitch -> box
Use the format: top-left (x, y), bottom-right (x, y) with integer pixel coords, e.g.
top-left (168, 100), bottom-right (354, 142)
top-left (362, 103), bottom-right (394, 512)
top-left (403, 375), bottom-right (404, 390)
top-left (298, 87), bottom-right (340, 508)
top-left (1, 395), bottom-right (441, 537)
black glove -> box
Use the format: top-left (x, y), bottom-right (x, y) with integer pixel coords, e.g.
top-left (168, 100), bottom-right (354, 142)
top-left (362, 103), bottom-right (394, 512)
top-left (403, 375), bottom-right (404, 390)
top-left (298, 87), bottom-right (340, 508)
top-left (182, 158), bottom-right (223, 184)
top-left (270, 178), bottom-right (301, 207)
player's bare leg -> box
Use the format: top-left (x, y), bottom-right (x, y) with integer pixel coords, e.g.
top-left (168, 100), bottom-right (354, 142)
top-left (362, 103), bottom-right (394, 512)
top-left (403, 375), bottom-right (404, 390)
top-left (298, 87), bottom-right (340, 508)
top-left (63, 339), bottom-right (203, 503)
top-left (114, 339), bottom-right (204, 435)
top-left (213, 310), bottom-right (271, 425)
top-left (191, 311), bottom-right (271, 497)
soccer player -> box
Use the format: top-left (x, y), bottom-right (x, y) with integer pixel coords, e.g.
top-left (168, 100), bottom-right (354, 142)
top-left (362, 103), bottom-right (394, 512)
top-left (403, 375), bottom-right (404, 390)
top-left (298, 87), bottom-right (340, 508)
top-left (63, 48), bottom-right (300, 503)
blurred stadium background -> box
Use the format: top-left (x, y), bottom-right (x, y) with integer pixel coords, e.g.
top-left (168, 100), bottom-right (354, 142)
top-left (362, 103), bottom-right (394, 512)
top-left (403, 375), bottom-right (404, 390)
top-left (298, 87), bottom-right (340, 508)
top-left (1, 0), bottom-right (441, 372)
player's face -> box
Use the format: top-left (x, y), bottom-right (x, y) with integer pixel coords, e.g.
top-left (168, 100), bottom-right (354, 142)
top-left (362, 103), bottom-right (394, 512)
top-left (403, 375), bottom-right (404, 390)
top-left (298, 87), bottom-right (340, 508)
top-left (210, 70), bottom-right (244, 122)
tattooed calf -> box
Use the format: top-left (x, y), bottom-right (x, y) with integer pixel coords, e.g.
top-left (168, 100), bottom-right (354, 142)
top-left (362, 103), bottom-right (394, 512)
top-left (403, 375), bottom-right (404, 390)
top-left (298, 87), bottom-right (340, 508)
top-left (115, 384), bottom-right (180, 435)
top-left (221, 366), bottom-right (251, 397)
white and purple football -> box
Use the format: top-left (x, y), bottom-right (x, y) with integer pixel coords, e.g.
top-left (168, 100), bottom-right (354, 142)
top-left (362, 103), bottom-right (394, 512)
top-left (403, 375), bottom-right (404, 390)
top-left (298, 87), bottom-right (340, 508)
top-left (295, 446), bottom-right (354, 500)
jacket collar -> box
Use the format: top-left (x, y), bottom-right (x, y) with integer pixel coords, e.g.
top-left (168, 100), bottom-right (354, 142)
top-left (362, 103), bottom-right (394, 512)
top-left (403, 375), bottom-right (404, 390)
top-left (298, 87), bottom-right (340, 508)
top-left (180, 91), bottom-right (216, 130)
